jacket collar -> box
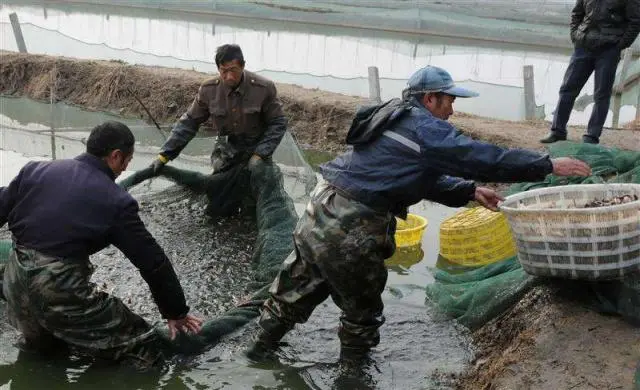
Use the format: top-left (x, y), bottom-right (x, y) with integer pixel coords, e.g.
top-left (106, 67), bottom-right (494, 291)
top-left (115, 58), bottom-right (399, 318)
top-left (75, 153), bottom-right (116, 181)
top-left (407, 96), bottom-right (434, 117)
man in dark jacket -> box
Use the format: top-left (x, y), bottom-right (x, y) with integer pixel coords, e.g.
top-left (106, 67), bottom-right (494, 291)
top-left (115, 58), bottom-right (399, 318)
top-left (541, 0), bottom-right (640, 144)
top-left (0, 121), bottom-right (202, 367)
top-left (247, 65), bottom-right (592, 361)
top-left (148, 43), bottom-right (289, 216)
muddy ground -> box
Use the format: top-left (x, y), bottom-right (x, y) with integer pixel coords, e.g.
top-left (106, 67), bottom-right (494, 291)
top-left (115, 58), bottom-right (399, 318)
top-left (2, 52), bottom-right (640, 389)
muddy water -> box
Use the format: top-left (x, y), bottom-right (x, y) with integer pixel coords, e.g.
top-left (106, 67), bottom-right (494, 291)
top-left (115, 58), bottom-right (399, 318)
top-left (0, 97), bottom-right (471, 389)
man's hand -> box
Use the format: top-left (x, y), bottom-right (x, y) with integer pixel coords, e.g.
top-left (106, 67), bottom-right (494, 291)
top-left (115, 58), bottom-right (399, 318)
top-left (551, 157), bottom-right (592, 177)
top-left (149, 155), bottom-right (168, 176)
top-left (248, 154), bottom-right (262, 170)
top-left (167, 314), bottom-right (203, 340)
top-left (474, 186), bottom-right (505, 212)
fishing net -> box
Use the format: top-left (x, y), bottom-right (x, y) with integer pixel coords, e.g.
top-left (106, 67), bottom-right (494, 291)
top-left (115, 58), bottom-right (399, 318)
top-left (117, 131), bottom-right (313, 351)
top-left (425, 141), bottom-right (640, 329)
top-left (506, 141), bottom-right (640, 195)
top-left (154, 159), bottom-right (300, 352)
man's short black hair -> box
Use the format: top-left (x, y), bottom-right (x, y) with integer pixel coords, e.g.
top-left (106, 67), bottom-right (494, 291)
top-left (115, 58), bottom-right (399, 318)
top-left (215, 44), bottom-right (245, 67)
top-left (86, 121), bottom-right (135, 158)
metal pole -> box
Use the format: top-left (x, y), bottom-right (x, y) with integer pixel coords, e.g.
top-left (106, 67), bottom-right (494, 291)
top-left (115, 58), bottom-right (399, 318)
top-left (368, 66), bottom-right (381, 104)
top-left (523, 65), bottom-right (536, 120)
top-left (9, 13), bottom-right (27, 53)
top-left (50, 65), bottom-right (57, 160)
top-left (127, 87), bottom-right (167, 141)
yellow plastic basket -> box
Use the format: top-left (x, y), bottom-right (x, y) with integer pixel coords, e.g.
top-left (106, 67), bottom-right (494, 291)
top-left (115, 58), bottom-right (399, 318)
top-left (439, 207), bottom-right (516, 267)
top-left (395, 214), bottom-right (428, 247)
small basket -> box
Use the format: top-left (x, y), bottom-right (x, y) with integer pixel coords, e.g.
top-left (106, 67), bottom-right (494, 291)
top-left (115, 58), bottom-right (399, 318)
top-left (439, 207), bottom-right (517, 267)
top-left (395, 214), bottom-right (428, 247)
top-left (500, 183), bottom-right (640, 280)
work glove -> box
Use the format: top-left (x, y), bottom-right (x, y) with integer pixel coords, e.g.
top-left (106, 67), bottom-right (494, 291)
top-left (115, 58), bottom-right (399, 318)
top-left (149, 154), bottom-right (168, 176)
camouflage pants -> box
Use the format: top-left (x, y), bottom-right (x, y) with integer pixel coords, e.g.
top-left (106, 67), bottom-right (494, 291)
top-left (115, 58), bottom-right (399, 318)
top-left (2, 246), bottom-right (162, 367)
top-left (258, 183), bottom-right (396, 349)
top-left (205, 155), bottom-right (277, 217)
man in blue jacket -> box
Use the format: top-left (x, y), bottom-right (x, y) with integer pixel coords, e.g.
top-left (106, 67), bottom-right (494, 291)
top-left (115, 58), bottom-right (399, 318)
top-left (247, 66), bottom-right (592, 361)
top-left (0, 121), bottom-right (202, 368)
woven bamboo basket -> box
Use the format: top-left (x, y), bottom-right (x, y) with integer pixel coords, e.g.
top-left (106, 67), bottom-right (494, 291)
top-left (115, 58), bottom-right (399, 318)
top-left (500, 183), bottom-right (640, 280)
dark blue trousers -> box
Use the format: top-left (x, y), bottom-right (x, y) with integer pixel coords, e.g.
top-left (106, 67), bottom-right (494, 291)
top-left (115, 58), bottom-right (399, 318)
top-left (551, 46), bottom-right (622, 142)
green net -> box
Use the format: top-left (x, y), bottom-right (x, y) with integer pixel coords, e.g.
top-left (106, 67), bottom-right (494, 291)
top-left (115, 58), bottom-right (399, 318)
top-left (141, 160), bottom-right (299, 352)
top-left (426, 256), bottom-right (537, 330)
top-left (118, 134), bottom-right (310, 351)
top-left (506, 141), bottom-right (640, 195)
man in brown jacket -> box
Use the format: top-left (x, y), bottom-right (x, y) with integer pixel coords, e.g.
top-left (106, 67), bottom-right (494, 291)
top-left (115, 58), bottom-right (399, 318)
top-left (149, 44), bottom-right (289, 215)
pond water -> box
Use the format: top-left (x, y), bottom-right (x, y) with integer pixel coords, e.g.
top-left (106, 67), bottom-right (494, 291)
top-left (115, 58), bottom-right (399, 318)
top-left (0, 97), bottom-right (472, 389)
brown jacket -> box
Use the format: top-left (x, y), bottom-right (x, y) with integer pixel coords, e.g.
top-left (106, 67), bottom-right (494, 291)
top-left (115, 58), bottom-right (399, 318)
top-left (160, 70), bottom-right (288, 161)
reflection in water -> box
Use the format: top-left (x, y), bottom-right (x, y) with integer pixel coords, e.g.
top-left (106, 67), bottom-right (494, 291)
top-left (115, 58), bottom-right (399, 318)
top-left (385, 245), bottom-right (425, 275)
top-left (0, 348), bottom-right (177, 390)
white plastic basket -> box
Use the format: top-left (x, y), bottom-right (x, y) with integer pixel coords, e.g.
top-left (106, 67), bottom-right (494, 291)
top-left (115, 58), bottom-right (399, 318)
top-left (500, 184), bottom-right (640, 280)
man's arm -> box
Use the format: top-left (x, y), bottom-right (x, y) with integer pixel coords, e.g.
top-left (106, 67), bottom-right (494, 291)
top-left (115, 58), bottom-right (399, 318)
top-left (619, 0), bottom-right (640, 49)
top-left (425, 175), bottom-right (476, 207)
top-left (253, 82), bottom-right (288, 159)
top-left (570, 0), bottom-right (585, 43)
top-left (159, 85), bottom-right (211, 161)
top-left (108, 200), bottom-right (189, 320)
top-left (418, 120), bottom-right (554, 184)
top-left (0, 165), bottom-right (27, 228)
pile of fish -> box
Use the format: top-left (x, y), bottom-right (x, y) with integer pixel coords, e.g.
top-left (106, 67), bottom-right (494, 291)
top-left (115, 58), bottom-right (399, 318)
top-left (583, 194), bottom-right (639, 208)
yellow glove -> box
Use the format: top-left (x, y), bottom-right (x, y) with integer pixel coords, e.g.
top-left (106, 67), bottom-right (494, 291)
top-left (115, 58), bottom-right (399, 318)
top-left (150, 154), bottom-right (168, 175)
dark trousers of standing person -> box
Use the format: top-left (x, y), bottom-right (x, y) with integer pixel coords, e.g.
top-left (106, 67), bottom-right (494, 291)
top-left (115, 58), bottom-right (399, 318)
top-left (548, 46), bottom-right (621, 144)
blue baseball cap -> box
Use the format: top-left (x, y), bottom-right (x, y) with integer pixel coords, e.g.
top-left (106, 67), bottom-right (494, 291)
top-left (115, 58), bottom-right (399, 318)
top-left (405, 66), bottom-right (479, 98)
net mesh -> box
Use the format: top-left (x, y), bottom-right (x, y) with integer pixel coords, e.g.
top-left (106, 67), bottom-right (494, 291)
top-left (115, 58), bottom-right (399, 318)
top-left (115, 131), bottom-right (314, 350)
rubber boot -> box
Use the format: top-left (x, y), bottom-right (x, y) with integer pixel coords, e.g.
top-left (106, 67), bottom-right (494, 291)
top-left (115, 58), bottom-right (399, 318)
top-left (243, 323), bottom-right (290, 362)
top-left (338, 345), bottom-right (372, 365)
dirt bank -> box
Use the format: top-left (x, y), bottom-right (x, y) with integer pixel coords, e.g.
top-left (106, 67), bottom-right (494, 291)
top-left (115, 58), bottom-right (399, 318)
top-left (0, 52), bottom-right (359, 153)
top-left (2, 52), bottom-right (638, 156)
top-left (2, 52), bottom-right (640, 389)
top-left (456, 285), bottom-right (639, 389)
